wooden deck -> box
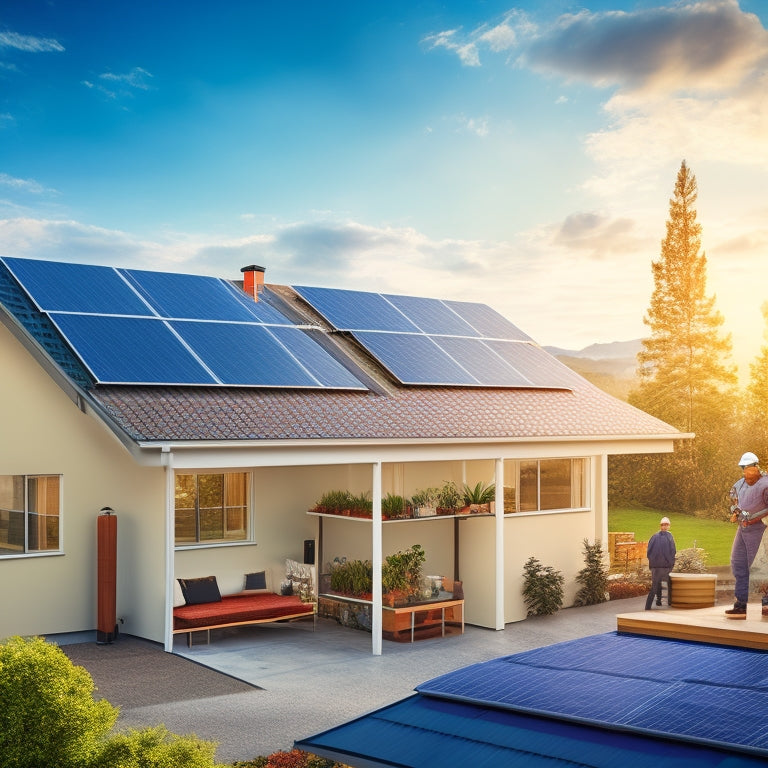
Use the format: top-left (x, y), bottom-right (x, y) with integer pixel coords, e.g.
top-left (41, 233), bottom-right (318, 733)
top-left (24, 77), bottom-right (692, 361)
top-left (617, 603), bottom-right (768, 650)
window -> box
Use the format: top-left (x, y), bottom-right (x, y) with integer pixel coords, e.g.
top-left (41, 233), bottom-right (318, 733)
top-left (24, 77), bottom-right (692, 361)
top-left (506, 459), bottom-right (587, 513)
top-left (0, 475), bottom-right (61, 555)
top-left (175, 472), bottom-right (250, 544)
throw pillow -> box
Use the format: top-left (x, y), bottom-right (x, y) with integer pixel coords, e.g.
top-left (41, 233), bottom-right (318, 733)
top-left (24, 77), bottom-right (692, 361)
top-left (178, 575), bottom-right (222, 605)
top-left (173, 579), bottom-right (186, 607)
top-left (244, 570), bottom-right (268, 592)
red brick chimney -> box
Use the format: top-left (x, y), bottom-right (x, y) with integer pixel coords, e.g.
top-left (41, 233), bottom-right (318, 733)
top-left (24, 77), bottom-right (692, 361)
top-left (240, 265), bottom-right (265, 301)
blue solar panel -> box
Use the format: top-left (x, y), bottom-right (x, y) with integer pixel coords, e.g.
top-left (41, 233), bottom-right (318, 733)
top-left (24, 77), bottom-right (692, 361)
top-left (293, 285), bottom-right (419, 332)
top-left (2, 257), bottom-right (153, 316)
top-left (351, 331), bottom-right (478, 385)
top-left (486, 341), bottom-right (580, 388)
top-left (294, 284), bottom-right (571, 389)
top-left (269, 326), bottom-right (366, 389)
top-left (170, 322), bottom-right (321, 387)
top-left (50, 314), bottom-right (218, 385)
top-left (383, 294), bottom-right (480, 336)
top-left (444, 299), bottom-right (533, 341)
top-left (122, 269), bottom-right (290, 323)
top-left (3, 258), bottom-right (368, 390)
top-left (417, 632), bottom-right (768, 757)
top-left (430, 336), bottom-right (534, 387)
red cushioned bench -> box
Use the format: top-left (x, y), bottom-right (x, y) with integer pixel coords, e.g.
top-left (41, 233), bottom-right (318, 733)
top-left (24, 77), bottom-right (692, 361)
top-left (173, 592), bottom-right (316, 646)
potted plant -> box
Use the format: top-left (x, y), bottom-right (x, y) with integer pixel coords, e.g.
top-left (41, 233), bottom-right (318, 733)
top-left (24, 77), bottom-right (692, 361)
top-left (437, 481), bottom-right (462, 516)
top-left (462, 481), bottom-right (495, 513)
top-left (382, 493), bottom-right (407, 520)
top-left (410, 487), bottom-right (439, 518)
top-left (382, 544), bottom-right (426, 606)
top-left (329, 558), bottom-right (373, 600)
top-left (310, 489), bottom-right (372, 518)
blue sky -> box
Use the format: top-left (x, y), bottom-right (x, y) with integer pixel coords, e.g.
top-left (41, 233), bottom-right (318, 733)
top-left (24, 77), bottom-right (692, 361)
top-left (2, 0), bottom-right (767, 378)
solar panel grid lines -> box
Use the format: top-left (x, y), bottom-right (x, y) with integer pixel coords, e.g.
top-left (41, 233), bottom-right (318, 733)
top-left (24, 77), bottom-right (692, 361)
top-left (293, 283), bottom-right (571, 390)
top-left (4, 258), bottom-right (368, 390)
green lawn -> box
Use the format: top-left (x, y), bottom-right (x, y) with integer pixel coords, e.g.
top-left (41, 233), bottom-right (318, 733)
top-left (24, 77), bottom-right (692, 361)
top-left (608, 506), bottom-right (734, 567)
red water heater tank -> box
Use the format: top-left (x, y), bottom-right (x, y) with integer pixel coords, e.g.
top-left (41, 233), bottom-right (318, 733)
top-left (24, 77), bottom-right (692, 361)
top-left (96, 508), bottom-right (117, 643)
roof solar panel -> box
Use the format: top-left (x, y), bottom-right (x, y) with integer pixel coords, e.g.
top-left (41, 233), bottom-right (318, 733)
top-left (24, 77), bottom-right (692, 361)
top-left (3, 258), bottom-right (369, 390)
top-left (50, 314), bottom-right (218, 385)
top-left (431, 336), bottom-right (534, 387)
top-left (293, 285), bottom-right (419, 332)
top-left (293, 284), bottom-right (571, 390)
top-left (122, 269), bottom-right (290, 323)
top-left (351, 331), bottom-right (479, 385)
top-left (2, 257), bottom-right (153, 316)
top-left (486, 341), bottom-right (580, 388)
top-left (170, 321), bottom-right (324, 387)
top-left (444, 299), bottom-right (533, 341)
top-left (382, 294), bottom-right (480, 336)
top-left (269, 326), bottom-right (366, 389)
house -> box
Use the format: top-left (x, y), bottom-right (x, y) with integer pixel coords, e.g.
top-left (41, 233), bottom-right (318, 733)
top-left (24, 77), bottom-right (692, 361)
top-left (0, 256), bottom-right (685, 654)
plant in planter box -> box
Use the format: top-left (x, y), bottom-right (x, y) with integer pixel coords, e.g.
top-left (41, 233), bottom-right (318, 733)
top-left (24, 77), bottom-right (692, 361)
top-left (382, 544), bottom-right (426, 605)
top-left (310, 489), bottom-right (372, 517)
top-left (410, 487), bottom-right (439, 517)
top-left (462, 481), bottom-right (495, 513)
top-left (673, 546), bottom-right (708, 573)
top-left (329, 558), bottom-right (373, 598)
top-left (437, 481), bottom-right (462, 515)
top-left (382, 493), bottom-right (407, 519)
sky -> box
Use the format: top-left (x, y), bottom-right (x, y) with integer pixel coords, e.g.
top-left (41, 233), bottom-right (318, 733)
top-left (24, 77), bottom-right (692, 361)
top-left (1, 0), bottom-right (767, 381)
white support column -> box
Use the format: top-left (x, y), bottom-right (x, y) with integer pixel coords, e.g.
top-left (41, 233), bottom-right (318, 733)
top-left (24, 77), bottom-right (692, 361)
top-left (494, 457), bottom-right (505, 630)
top-left (371, 461), bottom-right (383, 656)
top-left (163, 447), bottom-right (175, 652)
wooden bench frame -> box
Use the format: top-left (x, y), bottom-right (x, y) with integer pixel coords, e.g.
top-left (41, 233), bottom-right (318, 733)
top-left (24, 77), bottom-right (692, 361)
top-left (173, 594), bottom-right (317, 647)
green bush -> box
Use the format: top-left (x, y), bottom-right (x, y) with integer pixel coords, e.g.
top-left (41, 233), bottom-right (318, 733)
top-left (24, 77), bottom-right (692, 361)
top-left (573, 539), bottom-right (609, 606)
top-left (522, 556), bottom-right (564, 616)
top-left (0, 635), bottom-right (118, 768)
top-left (94, 725), bottom-right (224, 768)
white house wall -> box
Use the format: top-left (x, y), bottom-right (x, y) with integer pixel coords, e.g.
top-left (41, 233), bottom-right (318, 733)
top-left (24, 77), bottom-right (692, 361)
top-left (0, 322), bottom-right (165, 642)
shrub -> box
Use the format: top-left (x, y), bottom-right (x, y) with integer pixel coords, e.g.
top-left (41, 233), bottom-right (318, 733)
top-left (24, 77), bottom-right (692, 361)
top-left (674, 546), bottom-right (708, 573)
top-left (233, 751), bottom-right (343, 768)
top-left (0, 635), bottom-right (118, 768)
top-left (94, 725), bottom-right (224, 768)
top-left (573, 539), bottom-right (609, 606)
top-left (522, 556), bottom-right (564, 616)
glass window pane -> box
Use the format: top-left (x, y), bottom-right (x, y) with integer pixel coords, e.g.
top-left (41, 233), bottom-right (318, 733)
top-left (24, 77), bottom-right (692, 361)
top-left (174, 474), bottom-right (197, 542)
top-left (539, 459), bottom-right (572, 510)
top-left (519, 461), bottom-right (538, 512)
top-left (27, 476), bottom-right (61, 552)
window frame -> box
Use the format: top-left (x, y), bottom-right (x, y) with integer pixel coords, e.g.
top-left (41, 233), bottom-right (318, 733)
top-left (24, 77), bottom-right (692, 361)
top-left (173, 471), bottom-right (253, 548)
top-left (0, 474), bottom-right (63, 558)
top-left (503, 458), bottom-right (589, 515)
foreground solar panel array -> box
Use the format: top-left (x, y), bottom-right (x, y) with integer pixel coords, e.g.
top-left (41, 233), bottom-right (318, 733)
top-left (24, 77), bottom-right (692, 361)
top-left (293, 284), bottom-right (574, 389)
top-left (1, 257), bottom-right (366, 388)
top-left (298, 632), bottom-right (768, 767)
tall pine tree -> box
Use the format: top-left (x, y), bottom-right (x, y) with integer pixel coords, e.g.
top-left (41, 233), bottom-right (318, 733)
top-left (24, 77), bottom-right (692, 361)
top-left (628, 160), bottom-right (738, 513)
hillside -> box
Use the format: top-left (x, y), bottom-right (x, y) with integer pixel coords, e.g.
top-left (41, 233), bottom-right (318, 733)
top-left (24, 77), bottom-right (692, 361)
top-left (545, 340), bottom-right (642, 401)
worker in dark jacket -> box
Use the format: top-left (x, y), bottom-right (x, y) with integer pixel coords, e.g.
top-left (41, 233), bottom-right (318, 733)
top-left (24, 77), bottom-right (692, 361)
top-left (645, 516), bottom-right (676, 610)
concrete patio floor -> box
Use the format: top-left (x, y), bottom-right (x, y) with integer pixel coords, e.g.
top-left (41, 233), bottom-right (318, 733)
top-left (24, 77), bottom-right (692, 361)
top-left (58, 595), bottom-right (649, 763)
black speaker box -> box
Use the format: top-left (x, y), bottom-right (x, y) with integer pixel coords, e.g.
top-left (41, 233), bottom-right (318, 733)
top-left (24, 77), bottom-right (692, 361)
top-left (303, 539), bottom-right (315, 565)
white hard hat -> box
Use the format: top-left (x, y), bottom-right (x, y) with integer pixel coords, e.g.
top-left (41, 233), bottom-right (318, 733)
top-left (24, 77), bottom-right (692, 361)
top-left (660, 517), bottom-right (670, 525)
top-left (739, 452), bottom-right (759, 466)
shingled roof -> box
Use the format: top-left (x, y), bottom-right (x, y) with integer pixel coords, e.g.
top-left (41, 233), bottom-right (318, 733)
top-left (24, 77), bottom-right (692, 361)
top-left (0, 258), bottom-right (680, 445)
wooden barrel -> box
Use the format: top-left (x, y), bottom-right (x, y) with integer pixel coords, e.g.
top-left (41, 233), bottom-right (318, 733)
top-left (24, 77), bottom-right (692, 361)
top-left (669, 572), bottom-right (717, 609)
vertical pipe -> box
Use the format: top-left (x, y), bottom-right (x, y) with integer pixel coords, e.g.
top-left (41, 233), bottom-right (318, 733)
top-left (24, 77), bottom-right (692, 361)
top-left (371, 461), bottom-right (382, 656)
top-left (163, 448), bottom-right (175, 652)
top-left (494, 457), bottom-right (505, 630)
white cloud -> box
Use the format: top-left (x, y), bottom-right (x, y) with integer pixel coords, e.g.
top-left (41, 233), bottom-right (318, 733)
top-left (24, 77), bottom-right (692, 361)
top-left (0, 31), bottom-right (64, 53)
top-left (0, 174), bottom-right (55, 195)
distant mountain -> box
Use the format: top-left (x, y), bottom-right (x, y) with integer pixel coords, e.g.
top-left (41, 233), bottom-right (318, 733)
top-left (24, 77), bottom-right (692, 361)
top-left (544, 339), bottom-right (643, 401)
top-left (544, 339), bottom-right (643, 360)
